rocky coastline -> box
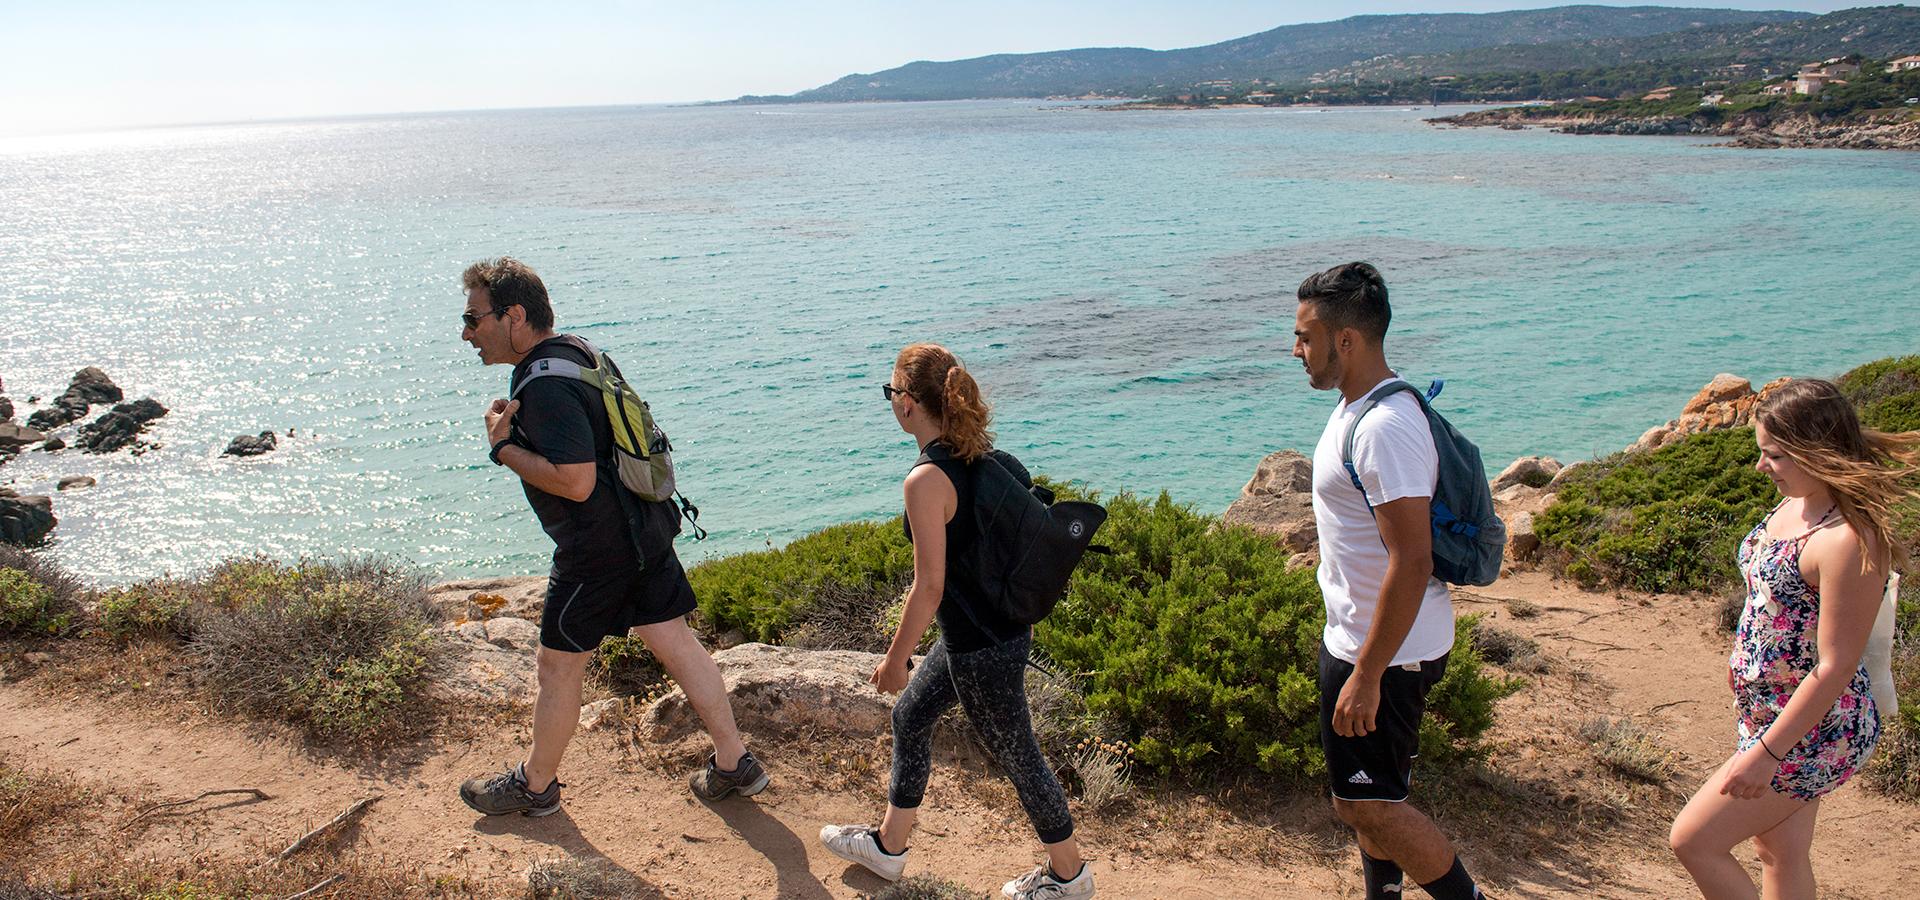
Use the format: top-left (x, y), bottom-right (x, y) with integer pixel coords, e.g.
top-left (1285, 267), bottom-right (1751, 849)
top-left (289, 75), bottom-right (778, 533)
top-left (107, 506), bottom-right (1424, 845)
top-left (1432, 108), bottom-right (1920, 151)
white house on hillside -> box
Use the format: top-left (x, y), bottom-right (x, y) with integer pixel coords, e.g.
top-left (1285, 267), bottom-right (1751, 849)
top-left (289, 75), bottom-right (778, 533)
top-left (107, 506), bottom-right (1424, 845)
top-left (1892, 55), bottom-right (1920, 72)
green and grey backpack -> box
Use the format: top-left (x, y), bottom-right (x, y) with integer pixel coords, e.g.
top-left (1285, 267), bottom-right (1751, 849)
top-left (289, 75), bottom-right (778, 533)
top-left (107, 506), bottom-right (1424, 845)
top-left (511, 339), bottom-right (705, 539)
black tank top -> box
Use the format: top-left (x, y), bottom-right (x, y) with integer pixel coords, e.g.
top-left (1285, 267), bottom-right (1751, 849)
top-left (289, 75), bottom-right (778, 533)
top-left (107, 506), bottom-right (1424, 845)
top-left (902, 441), bottom-right (1030, 653)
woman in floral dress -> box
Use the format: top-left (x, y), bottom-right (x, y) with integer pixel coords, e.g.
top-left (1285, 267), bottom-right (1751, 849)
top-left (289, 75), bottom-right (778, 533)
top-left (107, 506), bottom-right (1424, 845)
top-left (1670, 378), bottom-right (1918, 899)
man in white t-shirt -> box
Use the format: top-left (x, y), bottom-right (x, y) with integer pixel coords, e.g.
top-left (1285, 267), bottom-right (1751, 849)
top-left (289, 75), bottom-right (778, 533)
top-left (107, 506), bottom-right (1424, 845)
top-left (1293, 262), bottom-right (1487, 900)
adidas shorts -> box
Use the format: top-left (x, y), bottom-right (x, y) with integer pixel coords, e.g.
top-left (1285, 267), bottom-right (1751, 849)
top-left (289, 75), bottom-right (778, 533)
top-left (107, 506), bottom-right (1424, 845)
top-left (1318, 641), bottom-right (1449, 802)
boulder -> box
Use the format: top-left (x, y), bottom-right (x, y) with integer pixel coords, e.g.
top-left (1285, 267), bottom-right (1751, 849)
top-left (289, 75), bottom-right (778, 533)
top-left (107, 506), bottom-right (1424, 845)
top-left (1628, 375), bottom-right (1790, 454)
top-left (56, 476), bottom-right (95, 491)
top-left (0, 396), bottom-right (11, 422)
top-left (76, 398), bottom-right (168, 454)
top-left (1507, 511), bottom-right (1542, 562)
top-left (1221, 449), bottom-right (1319, 553)
top-left (1491, 456), bottom-right (1561, 493)
top-left (0, 493), bottom-right (56, 545)
top-left (39, 437), bottom-right (65, 452)
top-left (223, 431), bottom-right (277, 457)
top-left (434, 616), bottom-right (541, 703)
top-left (642, 643), bottom-right (904, 742)
top-left (427, 576), bottom-right (546, 622)
top-left (0, 424), bottom-right (48, 450)
top-left (26, 368), bottom-right (123, 431)
top-left (578, 697), bottom-right (625, 731)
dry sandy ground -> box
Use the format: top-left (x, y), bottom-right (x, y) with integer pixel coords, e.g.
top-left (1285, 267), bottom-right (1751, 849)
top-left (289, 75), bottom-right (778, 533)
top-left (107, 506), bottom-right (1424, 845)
top-left (3, 570), bottom-right (1917, 898)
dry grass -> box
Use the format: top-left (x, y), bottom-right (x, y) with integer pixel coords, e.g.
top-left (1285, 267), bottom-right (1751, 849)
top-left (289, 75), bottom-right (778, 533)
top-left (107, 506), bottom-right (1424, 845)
top-left (784, 579), bottom-right (906, 654)
top-left (0, 762), bottom-right (80, 849)
top-left (1504, 596), bottom-right (1542, 619)
top-left (864, 874), bottom-right (983, 899)
top-left (526, 855), bottom-right (664, 899)
top-left (1472, 624), bottom-right (1551, 673)
top-left (1578, 716), bottom-right (1676, 784)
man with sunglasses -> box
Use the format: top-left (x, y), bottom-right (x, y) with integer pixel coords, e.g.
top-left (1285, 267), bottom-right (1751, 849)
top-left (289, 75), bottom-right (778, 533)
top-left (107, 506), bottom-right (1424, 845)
top-left (456, 257), bottom-right (767, 818)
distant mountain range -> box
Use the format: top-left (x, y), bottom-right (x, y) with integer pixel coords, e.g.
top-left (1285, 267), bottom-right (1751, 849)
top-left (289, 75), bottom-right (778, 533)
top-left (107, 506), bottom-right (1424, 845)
top-left (734, 5), bottom-right (1920, 103)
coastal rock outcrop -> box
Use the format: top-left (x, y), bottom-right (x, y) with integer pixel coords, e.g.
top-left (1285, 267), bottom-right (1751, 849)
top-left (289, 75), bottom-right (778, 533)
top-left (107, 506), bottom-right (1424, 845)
top-left (26, 368), bottom-right (123, 431)
top-left (0, 424), bottom-right (48, 466)
top-left (56, 476), bottom-right (95, 491)
top-left (435, 616), bottom-right (541, 703)
top-left (77, 398), bottom-right (168, 454)
top-left (427, 576), bottom-right (546, 622)
top-left (1491, 456), bottom-right (1561, 493)
top-left (0, 489), bottom-right (56, 545)
top-left (1221, 449), bottom-right (1318, 554)
top-left (643, 642), bottom-right (903, 741)
top-left (222, 431), bottom-right (278, 457)
top-left (1629, 374), bottom-right (1788, 453)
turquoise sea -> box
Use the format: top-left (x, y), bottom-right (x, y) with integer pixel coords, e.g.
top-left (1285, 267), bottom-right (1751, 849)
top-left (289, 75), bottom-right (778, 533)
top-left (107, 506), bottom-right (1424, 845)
top-left (3, 101), bottom-right (1917, 585)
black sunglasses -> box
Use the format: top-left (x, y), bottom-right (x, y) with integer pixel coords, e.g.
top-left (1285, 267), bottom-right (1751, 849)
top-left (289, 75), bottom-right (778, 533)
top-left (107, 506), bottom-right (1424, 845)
top-left (881, 384), bottom-right (913, 401)
top-left (461, 308), bottom-right (508, 329)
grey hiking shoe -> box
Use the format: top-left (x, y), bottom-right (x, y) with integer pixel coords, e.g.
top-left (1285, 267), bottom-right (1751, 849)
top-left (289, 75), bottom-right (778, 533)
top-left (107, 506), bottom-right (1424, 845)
top-left (688, 750), bottom-right (769, 801)
top-left (460, 763), bottom-right (562, 817)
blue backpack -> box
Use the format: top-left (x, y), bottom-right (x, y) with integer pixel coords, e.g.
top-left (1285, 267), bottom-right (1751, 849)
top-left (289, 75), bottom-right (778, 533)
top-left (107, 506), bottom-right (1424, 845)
top-left (1341, 379), bottom-right (1506, 587)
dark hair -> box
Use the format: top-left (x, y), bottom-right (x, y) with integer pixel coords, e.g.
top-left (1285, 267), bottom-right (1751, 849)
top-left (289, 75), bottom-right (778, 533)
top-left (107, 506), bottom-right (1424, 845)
top-left (461, 257), bottom-right (555, 331)
top-left (1755, 378), bottom-right (1920, 570)
top-left (895, 343), bottom-right (993, 462)
top-left (1296, 261), bottom-right (1390, 343)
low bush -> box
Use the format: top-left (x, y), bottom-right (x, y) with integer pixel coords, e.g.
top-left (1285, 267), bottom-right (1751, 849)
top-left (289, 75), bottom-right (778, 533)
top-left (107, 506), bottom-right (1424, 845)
top-left (1533, 428), bottom-right (1775, 593)
top-left (1839, 355), bottom-right (1920, 434)
top-left (689, 521), bottom-right (913, 644)
top-left (591, 636), bottom-right (666, 696)
top-left (0, 761), bottom-right (80, 848)
top-left (0, 546), bottom-right (85, 638)
top-left (95, 578), bottom-right (195, 640)
top-left (526, 855), bottom-right (655, 899)
top-left (1866, 575), bottom-right (1920, 800)
top-left (188, 557), bottom-right (445, 746)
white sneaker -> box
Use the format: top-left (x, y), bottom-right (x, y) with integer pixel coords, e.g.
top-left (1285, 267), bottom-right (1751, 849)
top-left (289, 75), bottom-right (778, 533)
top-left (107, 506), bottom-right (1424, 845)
top-left (819, 823), bottom-right (908, 882)
top-left (1003, 862), bottom-right (1095, 899)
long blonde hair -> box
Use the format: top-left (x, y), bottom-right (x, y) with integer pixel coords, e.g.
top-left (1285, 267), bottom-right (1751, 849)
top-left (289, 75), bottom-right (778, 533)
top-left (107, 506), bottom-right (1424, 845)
top-left (1755, 378), bottom-right (1920, 570)
top-left (895, 343), bottom-right (993, 462)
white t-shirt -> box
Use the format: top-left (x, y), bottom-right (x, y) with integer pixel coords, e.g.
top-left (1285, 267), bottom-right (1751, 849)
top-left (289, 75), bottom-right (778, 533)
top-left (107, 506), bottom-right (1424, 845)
top-left (1312, 375), bottom-right (1455, 666)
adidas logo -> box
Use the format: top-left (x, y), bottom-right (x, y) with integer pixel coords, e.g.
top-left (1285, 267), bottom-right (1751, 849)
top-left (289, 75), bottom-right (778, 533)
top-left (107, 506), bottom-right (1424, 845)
top-left (1348, 770), bottom-right (1374, 785)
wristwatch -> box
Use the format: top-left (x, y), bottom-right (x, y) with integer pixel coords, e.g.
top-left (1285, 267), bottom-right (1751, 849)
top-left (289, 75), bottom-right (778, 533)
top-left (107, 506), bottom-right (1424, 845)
top-left (489, 438), bottom-right (513, 466)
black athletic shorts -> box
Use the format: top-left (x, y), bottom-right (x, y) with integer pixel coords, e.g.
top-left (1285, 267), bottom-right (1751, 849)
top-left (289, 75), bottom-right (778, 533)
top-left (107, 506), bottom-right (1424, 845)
top-left (540, 545), bottom-right (697, 653)
top-left (1318, 641), bottom-right (1449, 802)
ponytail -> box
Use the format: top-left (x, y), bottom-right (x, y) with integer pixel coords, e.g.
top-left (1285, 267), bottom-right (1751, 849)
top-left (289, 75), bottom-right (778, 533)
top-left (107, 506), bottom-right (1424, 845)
top-left (894, 343), bottom-right (995, 462)
top-left (941, 365), bottom-right (992, 461)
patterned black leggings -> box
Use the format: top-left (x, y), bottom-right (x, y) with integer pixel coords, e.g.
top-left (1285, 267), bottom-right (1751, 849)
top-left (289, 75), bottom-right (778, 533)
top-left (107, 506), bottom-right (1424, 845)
top-left (888, 634), bottom-right (1075, 845)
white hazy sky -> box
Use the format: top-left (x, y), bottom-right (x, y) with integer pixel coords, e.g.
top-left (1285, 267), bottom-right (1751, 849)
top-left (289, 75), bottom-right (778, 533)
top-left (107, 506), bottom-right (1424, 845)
top-left (0, 0), bottom-right (1846, 137)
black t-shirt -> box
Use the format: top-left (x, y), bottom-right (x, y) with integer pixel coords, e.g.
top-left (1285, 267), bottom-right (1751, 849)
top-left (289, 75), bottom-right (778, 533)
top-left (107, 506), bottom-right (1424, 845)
top-left (508, 335), bottom-right (641, 580)
top-left (904, 442), bottom-right (1031, 653)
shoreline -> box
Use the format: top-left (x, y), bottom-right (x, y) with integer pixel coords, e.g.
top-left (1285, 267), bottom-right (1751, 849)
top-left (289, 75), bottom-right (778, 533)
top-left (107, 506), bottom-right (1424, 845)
top-left (1432, 107), bottom-right (1920, 151)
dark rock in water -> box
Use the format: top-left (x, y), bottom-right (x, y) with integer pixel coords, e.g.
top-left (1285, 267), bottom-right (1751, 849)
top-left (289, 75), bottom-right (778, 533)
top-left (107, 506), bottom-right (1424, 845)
top-left (77, 397), bottom-right (168, 454)
top-left (0, 492), bottom-right (56, 545)
top-left (26, 367), bottom-right (125, 431)
top-left (38, 437), bottom-right (65, 452)
top-left (57, 475), bottom-right (95, 490)
top-left (0, 396), bottom-right (12, 422)
top-left (223, 430), bottom-right (278, 457)
top-left (0, 423), bottom-right (47, 449)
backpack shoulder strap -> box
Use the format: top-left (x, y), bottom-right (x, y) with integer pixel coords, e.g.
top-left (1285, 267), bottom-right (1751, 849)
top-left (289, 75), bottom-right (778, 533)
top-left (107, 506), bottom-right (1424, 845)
top-left (1340, 380), bottom-right (1419, 501)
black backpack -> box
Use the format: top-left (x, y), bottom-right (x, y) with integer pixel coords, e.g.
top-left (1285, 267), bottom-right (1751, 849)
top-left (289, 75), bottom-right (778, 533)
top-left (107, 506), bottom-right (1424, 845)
top-left (916, 443), bottom-right (1108, 626)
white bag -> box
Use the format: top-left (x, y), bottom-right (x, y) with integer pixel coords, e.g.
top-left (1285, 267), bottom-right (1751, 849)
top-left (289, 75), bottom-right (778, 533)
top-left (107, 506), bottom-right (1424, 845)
top-left (1866, 572), bottom-right (1900, 721)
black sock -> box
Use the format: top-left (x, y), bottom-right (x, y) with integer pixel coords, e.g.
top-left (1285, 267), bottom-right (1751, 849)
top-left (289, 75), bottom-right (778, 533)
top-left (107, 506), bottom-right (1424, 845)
top-left (872, 831), bottom-right (905, 856)
top-left (1050, 863), bottom-right (1084, 883)
top-left (1418, 856), bottom-right (1482, 900)
top-left (1362, 850), bottom-right (1404, 897)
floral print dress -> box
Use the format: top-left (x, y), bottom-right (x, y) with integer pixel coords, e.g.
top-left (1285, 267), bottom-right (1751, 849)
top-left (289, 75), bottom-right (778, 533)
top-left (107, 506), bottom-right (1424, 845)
top-left (1729, 506), bottom-right (1881, 801)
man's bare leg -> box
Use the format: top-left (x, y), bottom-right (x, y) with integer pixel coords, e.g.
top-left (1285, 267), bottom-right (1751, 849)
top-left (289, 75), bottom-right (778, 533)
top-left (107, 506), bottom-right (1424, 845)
top-left (523, 645), bottom-right (591, 792)
top-left (633, 616), bottom-right (746, 769)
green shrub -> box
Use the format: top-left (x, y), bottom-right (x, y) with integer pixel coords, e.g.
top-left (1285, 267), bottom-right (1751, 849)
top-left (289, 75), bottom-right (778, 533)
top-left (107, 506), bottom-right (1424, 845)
top-left (1839, 355), bottom-right (1920, 433)
top-left (189, 558), bottom-right (444, 746)
top-left (591, 635), bottom-right (665, 696)
top-left (1534, 428), bottom-right (1775, 592)
top-left (688, 520), bottom-right (913, 643)
top-left (1036, 485), bottom-right (1516, 777)
top-left (0, 547), bottom-right (84, 638)
top-left (96, 579), bottom-right (195, 640)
